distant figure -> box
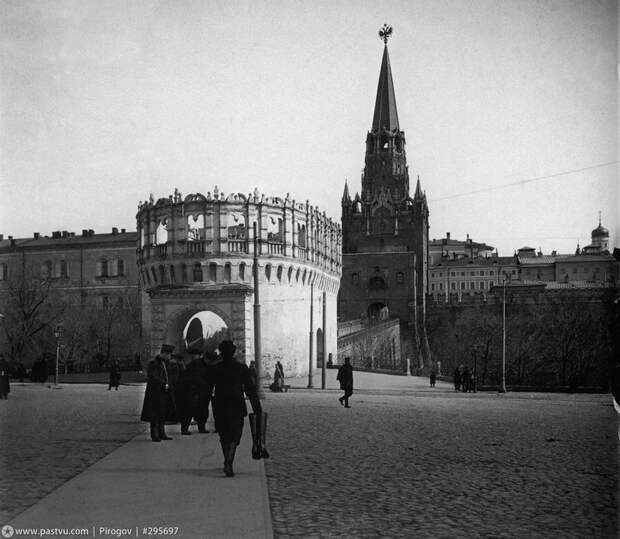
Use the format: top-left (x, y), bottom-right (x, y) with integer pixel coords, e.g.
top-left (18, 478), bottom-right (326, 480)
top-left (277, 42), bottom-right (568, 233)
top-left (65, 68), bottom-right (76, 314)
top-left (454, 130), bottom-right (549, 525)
top-left (270, 361), bottom-right (285, 392)
top-left (454, 366), bottom-right (462, 392)
top-left (337, 357), bottom-right (354, 408)
top-left (177, 344), bottom-right (210, 435)
top-left (207, 340), bottom-right (262, 477)
top-left (430, 371), bottom-right (436, 388)
top-left (462, 366), bottom-right (471, 392)
top-left (134, 353), bottom-right (143, 373)
top-left (140, 344), bottom-right (174, 442)
top-left (0, 354), bottom-right (10, 399)
top-left (248, 360), bottom-right (258, 388)
top-left (108, 360), bottom-right (122, 390)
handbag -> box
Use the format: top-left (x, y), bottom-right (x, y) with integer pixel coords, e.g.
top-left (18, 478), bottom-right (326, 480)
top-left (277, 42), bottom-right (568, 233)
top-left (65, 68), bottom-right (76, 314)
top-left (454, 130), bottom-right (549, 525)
top-left (249, 412), bottom-right (270, 460)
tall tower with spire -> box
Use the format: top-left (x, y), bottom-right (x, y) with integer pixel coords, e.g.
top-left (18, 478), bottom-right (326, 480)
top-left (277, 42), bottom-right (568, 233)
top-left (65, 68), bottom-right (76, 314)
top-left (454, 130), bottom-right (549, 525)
top-left (339, 26), bottom-right (431, 369)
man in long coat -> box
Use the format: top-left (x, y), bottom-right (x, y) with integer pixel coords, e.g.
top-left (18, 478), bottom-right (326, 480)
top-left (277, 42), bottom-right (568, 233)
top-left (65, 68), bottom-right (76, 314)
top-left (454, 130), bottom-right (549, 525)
top-left (207, 340), bottom-right (262, 477)
top-left (337, 357), bottom-right (354, 408)
top-left (140, 344), bottom-right (174, 442)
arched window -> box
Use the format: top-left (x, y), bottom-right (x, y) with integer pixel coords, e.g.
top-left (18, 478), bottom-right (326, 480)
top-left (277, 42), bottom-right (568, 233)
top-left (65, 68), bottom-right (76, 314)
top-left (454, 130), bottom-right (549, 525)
top-left (181, 264), bottom-right (188, 283)
top-left (155, 219), bottom-right (168, 245)
top-left (265, 264), bottom-right (272, 281)
top-left (277, 265), bottom-right (283, 282)
top-left (209, 263), bottom-right (217, 282)
top-left (239, 263), bottom-right (246, 281)
top-left (224, 263), bottom-right (231, 283)
top-left (287, 266), bottom-right (293, 282)
top-left (298, 224), bottom-right (307, 248)
top-left (193, 263), bottom-right (203, 282)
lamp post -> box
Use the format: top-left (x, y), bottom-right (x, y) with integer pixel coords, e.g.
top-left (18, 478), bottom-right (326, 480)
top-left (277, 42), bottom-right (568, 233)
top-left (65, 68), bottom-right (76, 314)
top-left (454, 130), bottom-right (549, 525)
top-left (53, 324), bottom-right (63, 386)
top-left (252, 222), bottom-right (265, 399)
top-left (500, 276), bottom-right (507, 393)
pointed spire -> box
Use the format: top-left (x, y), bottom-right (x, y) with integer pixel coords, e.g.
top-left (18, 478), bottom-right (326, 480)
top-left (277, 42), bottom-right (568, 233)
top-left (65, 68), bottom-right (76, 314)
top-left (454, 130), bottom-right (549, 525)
top-left (414, 176), bottom-right (423, 199)
top-left (372, 32), bottom-right (399, 132)
top-left (342, 180), bottom-right (351, 202)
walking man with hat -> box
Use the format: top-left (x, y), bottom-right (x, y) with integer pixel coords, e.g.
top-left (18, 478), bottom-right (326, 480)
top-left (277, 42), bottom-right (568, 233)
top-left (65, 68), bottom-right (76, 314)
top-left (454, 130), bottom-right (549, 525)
top-left (141, 343), bottom-right (174, 442)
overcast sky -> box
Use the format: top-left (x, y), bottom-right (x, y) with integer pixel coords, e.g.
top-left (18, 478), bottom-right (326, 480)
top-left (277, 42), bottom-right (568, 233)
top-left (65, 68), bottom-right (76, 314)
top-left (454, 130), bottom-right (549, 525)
top-left (1, 0), bottom-right (617, 256)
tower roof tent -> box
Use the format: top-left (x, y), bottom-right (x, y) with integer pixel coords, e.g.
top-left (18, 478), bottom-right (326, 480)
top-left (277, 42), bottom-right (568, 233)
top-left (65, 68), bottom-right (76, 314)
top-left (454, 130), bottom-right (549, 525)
top-left (371, 44), bottom-right (400, 132)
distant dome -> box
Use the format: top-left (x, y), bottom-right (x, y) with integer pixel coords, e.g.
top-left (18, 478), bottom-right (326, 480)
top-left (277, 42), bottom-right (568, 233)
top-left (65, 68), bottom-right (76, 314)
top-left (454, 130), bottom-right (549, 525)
top-left (592, 224), bottom-right (609, 237)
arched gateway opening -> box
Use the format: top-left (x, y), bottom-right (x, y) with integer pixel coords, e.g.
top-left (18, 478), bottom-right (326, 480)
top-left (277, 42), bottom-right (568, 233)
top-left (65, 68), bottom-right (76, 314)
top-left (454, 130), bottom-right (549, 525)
top-left (183, 311), bottom-right (229, 354)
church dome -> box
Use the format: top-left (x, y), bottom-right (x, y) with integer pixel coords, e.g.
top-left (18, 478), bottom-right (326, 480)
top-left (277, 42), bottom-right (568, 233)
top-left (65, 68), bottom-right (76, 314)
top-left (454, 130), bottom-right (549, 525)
top-left (592, 223), bottom-right (609, 237)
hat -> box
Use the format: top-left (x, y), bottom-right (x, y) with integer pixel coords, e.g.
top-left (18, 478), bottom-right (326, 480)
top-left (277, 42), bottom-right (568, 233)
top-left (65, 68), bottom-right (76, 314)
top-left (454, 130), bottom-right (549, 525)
top-left (218, 340), bottom-right (236, 356)
top-left (160, 344), bottom-right (174, 354)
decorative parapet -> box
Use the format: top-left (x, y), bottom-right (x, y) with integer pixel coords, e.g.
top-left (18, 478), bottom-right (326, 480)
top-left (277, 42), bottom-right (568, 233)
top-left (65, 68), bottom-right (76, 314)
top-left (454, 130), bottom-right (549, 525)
top-left (136, 188), bottom-right (342, 292)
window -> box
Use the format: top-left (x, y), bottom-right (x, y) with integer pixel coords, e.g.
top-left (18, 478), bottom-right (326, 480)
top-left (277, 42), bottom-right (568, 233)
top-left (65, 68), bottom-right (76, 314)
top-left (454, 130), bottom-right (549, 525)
top-left (193, 263), bottom-right (203, 282)
top-left (396, 272), bottom-right (404, 284)
top-left (461, 282), bottom-right (466, 290)
top-left (96, 259), bottom-right (108, 278)
top-left (352, 272), bottom-right (360, 285)
top-left (158, 265), bottom-right (166, 284)
top-left (225, 263), bottom-right (232, 283)
top-left (480, 282), bottom-right (485, 289)
top-left (480, 271), bottom-right (484, 276)
top-left (54, 260), bottom-right (68, 279)
top-left (431, 272), bottom-right (435, 278)
top-left (439, 272), bottom-right (443, 277)
top-left (169, 265), bottom-right (176, 283)
top-left (490, 271), bottom-right (494, 276)
top-left (431, 283), bottom-right (435, 291)
top-left (461, 272), bottom-right (465, 276)
top-left (209, 263), bottom-right (217, 282)
top-left (0, 263), bottom-right (7, 280)
top-left (439, 282), bottom-right (443, 290)
top-left (451, 282), bottom-right (456, 290)
top-left (109, 259), bottom-right (125, 277)
top-left (239, 263), bottom-right (246, 281)
top-left (470, 282), bottom-right (475, 289)
top-left (181, 264), bottom-right (187, 283)
top-left (451, 272), bottom-right (455, 277)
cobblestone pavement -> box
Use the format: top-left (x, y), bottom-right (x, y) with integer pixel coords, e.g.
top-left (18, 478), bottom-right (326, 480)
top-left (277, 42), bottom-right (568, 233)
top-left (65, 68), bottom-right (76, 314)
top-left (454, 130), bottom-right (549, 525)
top-left (264, 386), bottom-right (618, 538)
top-left (0, 383), bottom-right (145, 522)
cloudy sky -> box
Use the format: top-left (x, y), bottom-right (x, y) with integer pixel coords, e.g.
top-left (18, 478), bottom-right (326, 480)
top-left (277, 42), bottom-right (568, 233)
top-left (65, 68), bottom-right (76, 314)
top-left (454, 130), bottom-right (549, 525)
top-left (1, 0), bottom-right (617, 255)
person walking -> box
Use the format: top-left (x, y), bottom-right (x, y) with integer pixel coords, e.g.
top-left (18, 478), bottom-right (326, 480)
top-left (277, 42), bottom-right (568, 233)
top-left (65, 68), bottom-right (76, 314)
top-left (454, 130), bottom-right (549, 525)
top-left (140, 344), bottom-right (174, 442)
top-left (0, 354), bottom-right (10, 400)
top-left (177, 344), bottom-right (210, 435)
top-left (337, 357), bottom-right (354, 408)
top-left (108, 359), bottom-right (122, 390)
top-left (206, 340), bottom-right (262, 477)
top-left (429, 370), bottom-right (436, 388)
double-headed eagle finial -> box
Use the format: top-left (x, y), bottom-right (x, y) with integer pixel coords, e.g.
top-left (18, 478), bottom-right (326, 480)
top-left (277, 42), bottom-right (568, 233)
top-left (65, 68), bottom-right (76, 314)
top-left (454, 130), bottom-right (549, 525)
top-left (379, 24), bottom-right (393, 45)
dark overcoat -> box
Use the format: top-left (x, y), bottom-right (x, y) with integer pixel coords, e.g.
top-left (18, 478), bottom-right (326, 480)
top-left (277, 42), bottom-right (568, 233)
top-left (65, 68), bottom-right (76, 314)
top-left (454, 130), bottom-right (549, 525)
top-left (140, 356), bottom-right (169, 423)
top-left (337, 363), bottom-right (353, 395)
top-left (207, 358), bottom-right (261, 444)
top-left (176, 356), bottom-right (210, 420)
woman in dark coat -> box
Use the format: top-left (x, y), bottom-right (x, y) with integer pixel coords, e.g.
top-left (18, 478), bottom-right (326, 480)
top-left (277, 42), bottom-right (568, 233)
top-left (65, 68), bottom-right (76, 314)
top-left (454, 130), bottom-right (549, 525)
top-left (140, 344), bottom-right (174, 442)
top-left (207, 340), bottom-right (262, 477)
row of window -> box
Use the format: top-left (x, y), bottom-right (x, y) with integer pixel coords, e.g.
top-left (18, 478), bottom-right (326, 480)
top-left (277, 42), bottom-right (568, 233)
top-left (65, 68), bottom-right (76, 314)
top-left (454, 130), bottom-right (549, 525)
top-left (430, 269), bottom-right (516, 278)
top-left (0, 259), bottom-right (126, 281)
top-left (351, 271), bottom-right (405, 286)
top-left (430, 281), bottom-right (496, 292)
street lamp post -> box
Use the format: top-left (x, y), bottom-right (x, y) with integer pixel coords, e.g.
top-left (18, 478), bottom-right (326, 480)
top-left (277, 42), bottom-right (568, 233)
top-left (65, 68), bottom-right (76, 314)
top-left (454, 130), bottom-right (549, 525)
top-left (53, 325), bottom-right (63, 386)
top-left (500, 277), bottom-right (507, 393)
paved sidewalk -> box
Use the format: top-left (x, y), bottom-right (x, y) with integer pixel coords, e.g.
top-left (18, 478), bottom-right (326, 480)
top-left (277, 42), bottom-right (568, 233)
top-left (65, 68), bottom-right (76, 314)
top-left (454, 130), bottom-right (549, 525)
top-left (7, 424), bottom-right (273, 539)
